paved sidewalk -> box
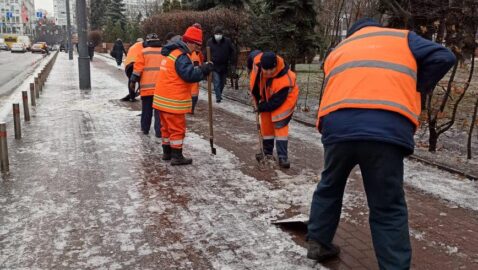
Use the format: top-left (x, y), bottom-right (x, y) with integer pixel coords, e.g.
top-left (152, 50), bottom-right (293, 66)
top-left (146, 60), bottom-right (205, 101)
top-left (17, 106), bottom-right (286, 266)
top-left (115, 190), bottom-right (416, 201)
top-left (1, 53), bottom-right (477, 270)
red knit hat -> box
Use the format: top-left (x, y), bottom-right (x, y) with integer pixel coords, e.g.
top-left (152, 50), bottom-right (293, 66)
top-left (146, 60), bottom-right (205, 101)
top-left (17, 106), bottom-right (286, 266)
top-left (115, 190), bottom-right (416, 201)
top-left (182, 26), bottom-right (203, 45)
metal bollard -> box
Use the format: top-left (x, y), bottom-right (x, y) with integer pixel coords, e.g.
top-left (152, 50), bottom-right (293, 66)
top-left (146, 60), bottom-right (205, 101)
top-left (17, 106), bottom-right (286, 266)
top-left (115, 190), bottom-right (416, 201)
top-left (40, 71), bottom-right (44, 86)
top-left (0, 123), bottom-right (9, 172)
top-left (30, 83), bottom-right (36, 106)
top-left (13, 103), bottom-right (21, 139)
top-left (34, 77), bottom-right (40, 97)
top-left (22, 91), bottom-right (30, 121)
top-left (40, 73), bottom-right (44, 91)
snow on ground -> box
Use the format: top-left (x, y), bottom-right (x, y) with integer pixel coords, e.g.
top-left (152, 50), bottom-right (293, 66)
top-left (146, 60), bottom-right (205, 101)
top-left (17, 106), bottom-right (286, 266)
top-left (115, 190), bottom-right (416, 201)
top-left (1, 54), bottom-right (329, 269)
top-left (171, 132), bottom-right (327, 269)
top-left (3, 54), bottom-right (477, 268)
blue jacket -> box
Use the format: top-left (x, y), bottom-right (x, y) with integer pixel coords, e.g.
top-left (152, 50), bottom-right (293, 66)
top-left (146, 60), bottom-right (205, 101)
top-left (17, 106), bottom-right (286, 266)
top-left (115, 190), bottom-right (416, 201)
top-left (161, 40), bottom-right (205, 83)
top-left (321, 18), bottom-right (456, 154)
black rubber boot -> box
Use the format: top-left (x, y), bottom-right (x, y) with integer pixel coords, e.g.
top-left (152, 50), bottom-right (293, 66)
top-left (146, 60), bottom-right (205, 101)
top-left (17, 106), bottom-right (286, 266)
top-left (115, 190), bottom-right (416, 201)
top-left (278, 157), bottom-right (290, 169)
top-left (162, 145), bottom-right (172, 161)
top-left (306, 240), bottom-right (340, 262)
top-left (120, 94), bottom-right (131, 101)
top-left (171, 148), bottom-right (192, 166)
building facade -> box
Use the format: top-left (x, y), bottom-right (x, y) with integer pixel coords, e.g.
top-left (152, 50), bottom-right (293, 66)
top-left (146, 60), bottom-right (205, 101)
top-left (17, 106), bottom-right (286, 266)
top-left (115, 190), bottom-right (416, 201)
top-left (53, 0), bottom-right (76, 27)
top-left (0, 0), bottom-right (35, 35)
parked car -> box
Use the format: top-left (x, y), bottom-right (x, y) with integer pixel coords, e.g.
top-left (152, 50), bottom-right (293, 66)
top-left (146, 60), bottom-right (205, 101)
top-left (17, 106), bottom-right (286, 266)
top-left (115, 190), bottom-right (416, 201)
top-left (59, 44), bottom-right (66, 52)
top-left (51, 44), bottom-right (59, 51)
top-left (10, 43), bottom-right (27, 53)
top-left (31, 43), bottom-right (46, 54)
top-left (0, 43), bottom-right (9, 51)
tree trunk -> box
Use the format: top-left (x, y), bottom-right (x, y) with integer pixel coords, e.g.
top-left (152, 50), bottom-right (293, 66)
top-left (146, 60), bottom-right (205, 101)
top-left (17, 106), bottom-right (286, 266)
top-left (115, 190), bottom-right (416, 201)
top-left (290, 60), bottom-right (296, 72)
top-left (467, 95), bottom-right (478, 159)
top-left (429, 120), bottom-right (438, 152)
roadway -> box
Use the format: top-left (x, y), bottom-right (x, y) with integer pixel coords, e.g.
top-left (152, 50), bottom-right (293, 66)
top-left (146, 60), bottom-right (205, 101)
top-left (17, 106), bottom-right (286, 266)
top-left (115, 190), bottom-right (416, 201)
top-left (0, 50), bottom-right (45, 96)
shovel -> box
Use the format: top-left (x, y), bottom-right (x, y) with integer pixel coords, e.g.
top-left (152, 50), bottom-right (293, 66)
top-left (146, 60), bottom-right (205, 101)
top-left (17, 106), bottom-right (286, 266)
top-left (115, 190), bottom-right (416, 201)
top-left (271, 213), bottom-right (309, 230)
top-left (252, 100), bottom-right (267, 166)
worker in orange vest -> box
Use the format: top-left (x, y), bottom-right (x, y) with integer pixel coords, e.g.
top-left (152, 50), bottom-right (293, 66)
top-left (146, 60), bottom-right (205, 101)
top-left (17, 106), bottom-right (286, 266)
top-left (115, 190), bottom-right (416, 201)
top-left (153, 25), bottom-right (213, 165)
top-left (189, 23), bottom-right (204, 114)
top-left (122, 37), bottom-right (144, 102)
top-left (307, 18), bottom-right (456, 268)
top-left (130, 33), bottom-right (162, 137)
top-left (249, 51), bottom-right (299, 169)
top-left (190, 48), bottom-right (204, 114)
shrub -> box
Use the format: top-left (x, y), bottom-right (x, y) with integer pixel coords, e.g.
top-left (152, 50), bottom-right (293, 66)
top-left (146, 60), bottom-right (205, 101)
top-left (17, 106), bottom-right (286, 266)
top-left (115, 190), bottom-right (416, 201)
top-left (88, 30), bottom-right (103, 46)
top-left (141, 8), bottom-right (250, 47)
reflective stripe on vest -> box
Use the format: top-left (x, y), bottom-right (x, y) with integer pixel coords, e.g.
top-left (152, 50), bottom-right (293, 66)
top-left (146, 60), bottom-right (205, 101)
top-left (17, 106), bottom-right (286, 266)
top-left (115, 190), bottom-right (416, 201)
top-left (317, 27), bottom-right (420, 128)
top-left (276, 136), bottom-right (288, 141)
top-left (141, 83), bottom-right (156, 89)
top-left (153, 95), bottom-right (192, 111)
top-left (334, 31), bottom-right (406, 51)
top-left (271, 107), bottom-right (294, 122)
top-left (321, 98), bottom-right (419, 121)
top-left (323, 60), bottom-right (417, 88)
top-left (170, 139), bottom-right (183, 146)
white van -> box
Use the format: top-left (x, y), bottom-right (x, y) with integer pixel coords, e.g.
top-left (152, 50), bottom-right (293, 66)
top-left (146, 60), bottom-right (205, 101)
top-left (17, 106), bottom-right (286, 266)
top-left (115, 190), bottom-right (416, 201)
top-left (17, 36), bottom-right (32, 50)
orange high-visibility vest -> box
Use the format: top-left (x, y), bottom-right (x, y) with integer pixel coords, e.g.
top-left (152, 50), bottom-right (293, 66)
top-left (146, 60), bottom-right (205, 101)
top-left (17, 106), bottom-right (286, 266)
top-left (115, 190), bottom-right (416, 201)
top-left (124, 42), bottom-right (143, 67)
top-left (133, 46), bottom-right (162, 97)
top-left (317, 26), bottom-right (420, 129)
top-left (153, 49), bottom-right (193, 114)
top-left (190, 51), bottom-right (201, 97)
top-left (259, 56), bottom-right (299, 123)
top-left (249, 52), bottom-right (263, 98)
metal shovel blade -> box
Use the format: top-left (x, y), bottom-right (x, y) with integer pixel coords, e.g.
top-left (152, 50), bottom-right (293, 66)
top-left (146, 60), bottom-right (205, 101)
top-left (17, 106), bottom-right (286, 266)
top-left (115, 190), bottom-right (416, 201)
top-left (271, 214), bottom-right (309, 226)
top-left (210, 139), bottom-right (216, 155)
top-left (255, 152), bottom-right (265, 162)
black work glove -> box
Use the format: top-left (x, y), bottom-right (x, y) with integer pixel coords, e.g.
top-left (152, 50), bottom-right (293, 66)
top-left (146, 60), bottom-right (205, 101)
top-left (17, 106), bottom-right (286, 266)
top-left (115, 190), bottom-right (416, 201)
top-left (128, 81), bottom-right (136, 93)
top-left (130, 73), bottom-right (140, 83)
top-left (200, 62), bottom-right (214, 76)
top-left (257, 102), bottom-right (267, 112)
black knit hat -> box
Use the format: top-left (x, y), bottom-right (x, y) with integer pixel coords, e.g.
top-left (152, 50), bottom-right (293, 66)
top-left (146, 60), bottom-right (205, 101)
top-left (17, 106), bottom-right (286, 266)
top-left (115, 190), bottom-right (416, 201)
top-left (214, 26), bottom-right (223, 34)
top-left (247, 50), bottom-right (262, 71)
top-left (260, 51), bottom-right (277, 70)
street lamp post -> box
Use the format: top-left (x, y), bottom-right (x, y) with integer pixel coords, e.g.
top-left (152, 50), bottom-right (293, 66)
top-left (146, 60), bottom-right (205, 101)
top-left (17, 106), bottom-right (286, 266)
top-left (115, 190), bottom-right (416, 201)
top-left (76, 0), bottom-right (91, 89)
top-left (66, 0), bottom-right (73, 60)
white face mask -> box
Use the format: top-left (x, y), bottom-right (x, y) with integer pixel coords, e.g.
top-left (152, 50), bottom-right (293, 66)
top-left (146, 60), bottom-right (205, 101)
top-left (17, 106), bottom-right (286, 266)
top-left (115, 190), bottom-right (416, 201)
top-left (214, 34), bottom-right (223, 41)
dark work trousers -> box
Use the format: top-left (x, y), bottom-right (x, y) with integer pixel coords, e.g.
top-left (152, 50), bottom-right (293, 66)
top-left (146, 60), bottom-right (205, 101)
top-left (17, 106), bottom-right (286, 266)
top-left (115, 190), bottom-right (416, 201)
top-left (307, 141), bottom-right (411, 270)
top-left (212, 71), bottom-right (227, 102)
top-left (192, 96), bottom-right (199, 114)
top-left (262, 139), bottom-right (288, 159)
top-left (141, 96), bottom-right (161, 137)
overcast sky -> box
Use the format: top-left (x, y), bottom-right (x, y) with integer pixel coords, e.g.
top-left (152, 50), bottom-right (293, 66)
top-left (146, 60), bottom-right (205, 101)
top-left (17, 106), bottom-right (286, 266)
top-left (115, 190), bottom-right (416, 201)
top-left (35, 0), bottom-right (54, 16)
